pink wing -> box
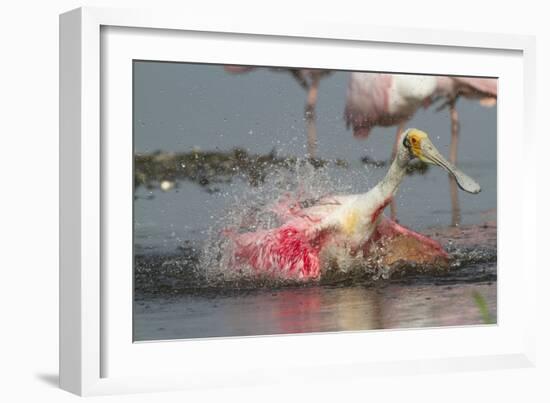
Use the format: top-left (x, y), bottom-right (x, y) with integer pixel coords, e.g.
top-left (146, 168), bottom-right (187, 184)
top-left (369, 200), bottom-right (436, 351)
top-left (365, 216), bottom-right (449, 267)
top-left (227, 219), bottom-right (325, 280)
top-left (227, 192), bottom-right (449, 279)
top-left (227, 193), bottom-right (347, 279)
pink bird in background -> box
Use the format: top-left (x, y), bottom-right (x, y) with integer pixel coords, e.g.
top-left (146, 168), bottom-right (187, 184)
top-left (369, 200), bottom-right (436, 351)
top-left (224, 65), bottom-right (331, 158)
top-left (345, 72), bottom-right (437, 153)
top-left (344, 73), bottom-right (497, 156)
top-left (344, 72), bottom-right (497, 225)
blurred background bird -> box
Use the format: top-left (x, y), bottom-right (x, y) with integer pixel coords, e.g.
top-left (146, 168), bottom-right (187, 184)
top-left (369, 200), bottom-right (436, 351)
top-left (344, 72), bottom-right (436, 154)
top-left (224, 65), bottom-right (332, 158)
top-left (344, 72), bottom-right (497, 225)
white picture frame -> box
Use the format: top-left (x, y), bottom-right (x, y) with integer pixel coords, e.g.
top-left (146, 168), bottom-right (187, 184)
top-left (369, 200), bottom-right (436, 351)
top-left (59, 6), bottom-right (537, 396)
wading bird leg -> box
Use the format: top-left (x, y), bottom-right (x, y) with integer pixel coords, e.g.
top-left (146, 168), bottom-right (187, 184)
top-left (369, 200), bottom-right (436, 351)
top-left (449, 99), bottom-right (460, 166)
top-left (390, 123), bottom-right (405, 221)
top-left (289, 69), bottom-right (309, 90)
top-left (448, 99), bottom-right (461, 226)
top-left (305, 75), bottom-right (321, 159)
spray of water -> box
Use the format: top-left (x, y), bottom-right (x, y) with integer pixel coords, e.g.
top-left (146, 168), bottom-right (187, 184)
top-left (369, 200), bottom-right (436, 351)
top-left (197, 159), bottom-right (403, 287)
top-left (134, 159), bottom-right (496, 293)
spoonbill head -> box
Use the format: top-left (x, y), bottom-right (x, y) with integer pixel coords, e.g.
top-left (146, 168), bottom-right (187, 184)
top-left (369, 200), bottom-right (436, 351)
top-left (400, 129), bottom-right (481, 193)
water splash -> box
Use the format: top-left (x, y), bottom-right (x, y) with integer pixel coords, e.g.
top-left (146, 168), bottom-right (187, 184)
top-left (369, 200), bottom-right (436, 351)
top-left (199, 159), bottom-right (345, 286)
top-left (197, 159), bottom-right (438, 287)
top-left (135, 160), bottom-right (497, 293)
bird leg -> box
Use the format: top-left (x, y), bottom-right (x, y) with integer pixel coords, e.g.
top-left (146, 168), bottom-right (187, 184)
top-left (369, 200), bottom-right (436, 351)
top-left (289, 69), bottom-right (309, 90)
top-left (305, 74), bottom-right (321, 159)
top-left (390, 123), bottom-right (405, 221)
top-left (448, 98), bottom-right (461, 226)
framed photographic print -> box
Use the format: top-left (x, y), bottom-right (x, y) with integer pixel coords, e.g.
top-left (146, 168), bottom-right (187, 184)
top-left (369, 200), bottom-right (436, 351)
top-left (60, 7), bottom-right (537, 396)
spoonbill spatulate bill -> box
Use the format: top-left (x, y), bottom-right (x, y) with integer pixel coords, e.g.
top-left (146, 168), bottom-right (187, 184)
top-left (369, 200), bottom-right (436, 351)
top-left (226, 129), bottom-right (481, 280)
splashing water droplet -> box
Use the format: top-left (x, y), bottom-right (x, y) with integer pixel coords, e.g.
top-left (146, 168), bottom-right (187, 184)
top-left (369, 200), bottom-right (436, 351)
top-left (197, 159), bottom-right (392, 287)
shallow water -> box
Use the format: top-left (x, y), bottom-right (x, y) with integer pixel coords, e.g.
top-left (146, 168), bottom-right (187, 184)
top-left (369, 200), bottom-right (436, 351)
top-left (133, 221), bottom-right (497, 341)
top-left (134, 280), bottom-right (496, 341)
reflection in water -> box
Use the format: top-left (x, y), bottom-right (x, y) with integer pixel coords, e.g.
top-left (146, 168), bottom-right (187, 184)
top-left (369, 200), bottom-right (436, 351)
top-left (134, 281), bottom-right (496, 341)
top-left (271, 287), bottom-right (382, 334)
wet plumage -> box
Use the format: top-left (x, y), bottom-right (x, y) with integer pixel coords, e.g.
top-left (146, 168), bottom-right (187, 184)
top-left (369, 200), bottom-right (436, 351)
top-left (226, 129), bottom-right (480, 279)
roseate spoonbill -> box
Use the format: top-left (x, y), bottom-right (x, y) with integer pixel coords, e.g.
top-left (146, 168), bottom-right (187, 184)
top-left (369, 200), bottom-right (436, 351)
top-left (226, 128), bottom-right (481, 280)
top-left (344, 72), bottom-right (437, 218)
top-left (224, 65), bottom-right (331, 158)
top-left (433, 76), bottom-right (497, 225)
